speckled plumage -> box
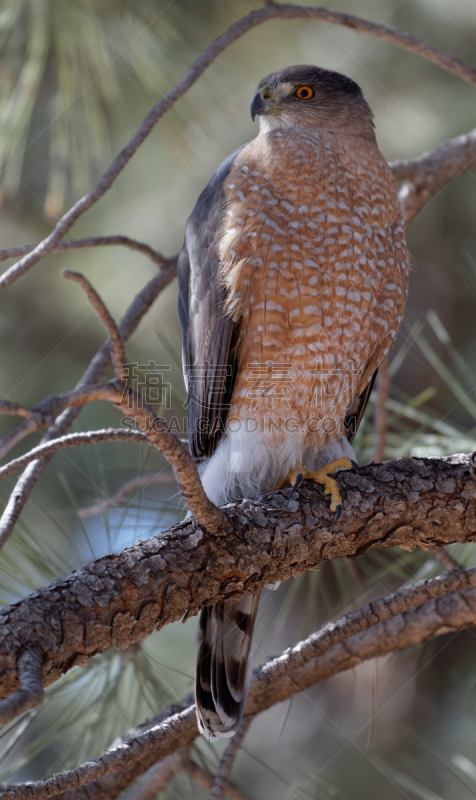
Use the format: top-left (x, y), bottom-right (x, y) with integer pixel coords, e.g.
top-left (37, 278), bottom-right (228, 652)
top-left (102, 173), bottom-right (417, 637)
top-left (177, 65), bottom-right (409, 740)
top-left (221, 126), bottom-right (407, 444)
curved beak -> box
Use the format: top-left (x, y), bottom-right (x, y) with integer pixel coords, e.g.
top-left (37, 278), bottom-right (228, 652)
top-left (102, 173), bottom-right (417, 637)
top-left (250, 90), bottom-right (274, 121)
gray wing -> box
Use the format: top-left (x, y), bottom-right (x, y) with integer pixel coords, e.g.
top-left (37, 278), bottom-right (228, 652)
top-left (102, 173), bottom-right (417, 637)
top-left (344, 369), bottom-right (377, 443)
top-left (177, 147), bottom-right (245, 462)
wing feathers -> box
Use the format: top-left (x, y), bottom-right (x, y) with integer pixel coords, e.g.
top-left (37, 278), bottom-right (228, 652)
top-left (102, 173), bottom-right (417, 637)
top-left (177, 146), bottom-right (245, 462)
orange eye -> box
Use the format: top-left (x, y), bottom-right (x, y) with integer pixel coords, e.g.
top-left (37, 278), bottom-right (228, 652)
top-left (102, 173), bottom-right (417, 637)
top-left (294, 85), bottom-right (314, 100)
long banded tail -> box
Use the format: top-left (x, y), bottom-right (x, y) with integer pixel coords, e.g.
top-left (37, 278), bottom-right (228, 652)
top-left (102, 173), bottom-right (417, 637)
top-left (195, 593), bottom-right (260, 740)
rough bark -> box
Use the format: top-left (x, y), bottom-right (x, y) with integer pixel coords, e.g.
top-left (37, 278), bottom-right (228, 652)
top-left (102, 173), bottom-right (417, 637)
top-left (0, 453), bottom-right (475, 701)
top-left (4, 575), bottom-right (476, 800)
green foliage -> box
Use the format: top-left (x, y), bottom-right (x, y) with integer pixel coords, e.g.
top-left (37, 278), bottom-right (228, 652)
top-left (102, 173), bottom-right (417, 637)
top-left (0, 0), bottom-right (192, 214)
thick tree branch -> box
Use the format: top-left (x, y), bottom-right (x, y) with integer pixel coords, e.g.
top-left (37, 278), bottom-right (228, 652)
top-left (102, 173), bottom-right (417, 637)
top-left (0, 237), bottom-right (169, 270)
top-left (391, 127), bottom-right (476, 223)
top-left (4, 572), bottom-right (476, 800)
top-left (0, 453), bottom-right (475, 702)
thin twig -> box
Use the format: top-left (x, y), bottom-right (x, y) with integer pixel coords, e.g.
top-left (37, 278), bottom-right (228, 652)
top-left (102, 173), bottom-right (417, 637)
top-left (184, 761), bottom-right (255, 800)
top-left (210, 718), bottom-right (252, 800)
top-left (427, 544), bottom-right (462, 571)
top-left (122, 390), bottom-right (229, 535)
top-left (0, 402), bottom-right (45, 425)
top-left (61, 275), bottom-right (227, 533)
top-left (373, 358), bottom-right (389, 463)
top-left (0, 380), bottom-right (228, 544)
top-left (0, 237), bottom-right (169, 269)
top-left (0, 430), bottom-right (148, 482)
top-left (121, 751), bottom-right (185, 800)
top-left (62, 271), bottom-right (127, 384)
top-left (0, 261), bottom-right (176, 548)
top-left (78, 472), bottom-right (175, 518)
top-left (0, 648), bottom-right (43, 724)
top-left (0, 261), bottom-right (177, 461)
top-left (1, 4), bottom-right (475, 294)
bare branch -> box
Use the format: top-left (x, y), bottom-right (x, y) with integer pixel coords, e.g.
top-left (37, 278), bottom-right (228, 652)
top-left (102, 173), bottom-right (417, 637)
top-left (0, 419), bottom-right (41, 462)
top-left (0, 707), bottom-right (197, 800)
top-left (0, 430), bottom-right (148, 482)
top-left (0, 402), bottom-right (45, 426)
top-left (0, 5), bottom-right (474, 294)
top-left (251, 563), bottom-right (476, 695)
top-left (62, 271), bottom-right (127, 384)
top-left (392, 126), bottom-right (476, 224)
top-left (0, 378), bottom-right (227, 545)
top-left (55, 696), bottom-right (196, 800)
top-left (427, 544), bottom-right (462, 571)
top-left (0, 454), bottom-right (475, 707)
top-left (0, 261), bottom-right (176, 547)
top-left (0, 262), bottom-right (177, 461)
top-left (373, 358), bottom-right (389, 463)
top-left (78, 472), bottom-right (175, 518)
top-left (244, 579), bottom-right (476, 723)
top-left (0, 237), bottom-right (169, 270)
top-left (0, 648), bottom-right (43, 724)
top-left (58, 271), bottom-right (227, 531)
top-left (184, 761), bottom-right (255, 800)
top-left (121, 391), bottom-right (229, 535)
top-left (120, 751), bottom-right (185, 800)
top-left (210, 718), bottom-right (252, 800)
top-left (4, 573), bottom-right (476, 800)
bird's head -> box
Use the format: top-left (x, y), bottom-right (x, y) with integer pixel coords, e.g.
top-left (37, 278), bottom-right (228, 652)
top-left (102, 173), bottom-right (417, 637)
top-left (250, 65), bottom-right (374, 138)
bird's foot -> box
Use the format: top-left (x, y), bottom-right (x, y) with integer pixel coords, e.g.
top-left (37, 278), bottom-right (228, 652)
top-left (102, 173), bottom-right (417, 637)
top-left (276, 457), bottom-right (354, 521)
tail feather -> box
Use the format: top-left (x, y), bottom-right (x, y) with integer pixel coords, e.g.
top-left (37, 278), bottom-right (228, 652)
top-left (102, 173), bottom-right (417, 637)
top-left (195, 593), bottom-right (260, 741)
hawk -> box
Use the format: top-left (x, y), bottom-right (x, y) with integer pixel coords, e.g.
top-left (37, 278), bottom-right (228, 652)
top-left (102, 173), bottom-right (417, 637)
top-left (177, 65), bottom-right (408, 740)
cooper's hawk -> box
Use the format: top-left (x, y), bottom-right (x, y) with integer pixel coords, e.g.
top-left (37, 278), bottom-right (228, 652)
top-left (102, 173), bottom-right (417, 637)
top-left (178, 65), bottom-right (408, 740)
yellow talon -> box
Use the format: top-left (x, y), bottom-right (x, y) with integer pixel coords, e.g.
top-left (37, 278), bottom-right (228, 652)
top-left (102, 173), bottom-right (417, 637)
top-left (276, 457), bottom-right (354, 518)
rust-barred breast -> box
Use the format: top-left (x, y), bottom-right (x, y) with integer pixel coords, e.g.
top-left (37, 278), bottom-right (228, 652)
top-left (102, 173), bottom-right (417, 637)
top-left (220, 127), bottom-right (407, 441)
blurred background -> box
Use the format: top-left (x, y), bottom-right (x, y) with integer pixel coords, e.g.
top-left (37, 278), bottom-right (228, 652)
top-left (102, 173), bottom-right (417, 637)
top-left (1, 0), bottom-right (476, 797)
